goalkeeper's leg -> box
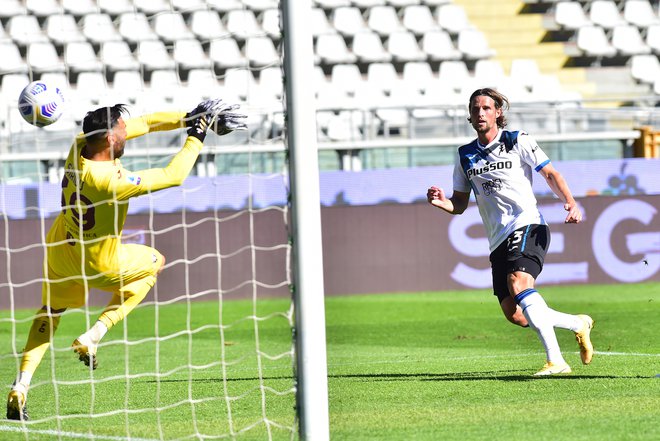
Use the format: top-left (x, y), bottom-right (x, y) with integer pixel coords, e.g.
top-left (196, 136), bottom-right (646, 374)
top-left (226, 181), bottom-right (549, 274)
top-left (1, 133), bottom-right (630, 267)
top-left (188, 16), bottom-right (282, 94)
top-left (7, 306), bottom-right (65, 421)
top-left (73, 249), bottom-right (165, 369)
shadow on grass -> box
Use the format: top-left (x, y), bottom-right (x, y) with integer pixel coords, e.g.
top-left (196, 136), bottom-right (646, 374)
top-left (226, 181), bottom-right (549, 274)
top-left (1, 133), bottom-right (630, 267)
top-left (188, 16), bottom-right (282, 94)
top-left (143, 370), bottom-right (650, 384)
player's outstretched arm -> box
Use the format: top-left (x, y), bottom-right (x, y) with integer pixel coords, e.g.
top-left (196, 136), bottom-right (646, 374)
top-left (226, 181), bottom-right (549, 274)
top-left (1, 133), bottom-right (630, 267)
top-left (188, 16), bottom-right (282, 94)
top-left (125, 111), bottom-right (188, 140)
top-left (539, 163), bottom-right (582, 223)
top-left (427, 186), bottom-right (470, 215)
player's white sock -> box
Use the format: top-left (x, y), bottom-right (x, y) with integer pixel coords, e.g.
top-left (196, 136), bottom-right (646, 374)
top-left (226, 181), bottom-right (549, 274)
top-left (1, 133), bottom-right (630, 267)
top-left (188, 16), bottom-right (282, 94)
top-left (85, 320), bottom-right (108, 346)
top-left (546, 309), bottom-right (583, 332)
top-left (515, 288), bottom-right (565, 364)
top-left (16, 372), bottom-right (32, 389)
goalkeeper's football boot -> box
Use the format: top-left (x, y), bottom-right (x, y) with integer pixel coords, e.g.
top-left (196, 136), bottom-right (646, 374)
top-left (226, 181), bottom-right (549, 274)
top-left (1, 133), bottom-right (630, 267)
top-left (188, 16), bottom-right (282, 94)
top-left (72, 334), bottom-right (98, 370)
top-left (533, 361), bottom-right (572, 376)
top-left (575, 314), bottom-right (594, 365)
top-left (6, 383), bottom-right (28, 421)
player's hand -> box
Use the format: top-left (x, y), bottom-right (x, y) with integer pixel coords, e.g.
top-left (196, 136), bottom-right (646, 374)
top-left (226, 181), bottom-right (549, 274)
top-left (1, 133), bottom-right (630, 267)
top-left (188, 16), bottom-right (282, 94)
top-left (564, 200), bottom-right (582, 223)
top-left (210, 103), bottom-right (247, 136)
top-left (427, 186), bottom-right (448, 208)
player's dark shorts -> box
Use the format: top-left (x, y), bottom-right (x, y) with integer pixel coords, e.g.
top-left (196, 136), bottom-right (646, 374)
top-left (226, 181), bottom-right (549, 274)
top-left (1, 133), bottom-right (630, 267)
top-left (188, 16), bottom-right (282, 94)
top-left (489, 224), bottom-right (550, 303)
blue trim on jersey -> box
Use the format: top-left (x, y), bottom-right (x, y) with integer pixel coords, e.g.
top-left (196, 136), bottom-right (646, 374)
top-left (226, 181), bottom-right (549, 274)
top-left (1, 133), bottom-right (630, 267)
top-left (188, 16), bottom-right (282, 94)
top-left (514, 288), bottom-right (537, 305)
top-left (499, 130), bottom-right (519, 152)
top-left (535, 159), bottom-right (550, 172)
top-left (520, 225), bottom-right (531, 252)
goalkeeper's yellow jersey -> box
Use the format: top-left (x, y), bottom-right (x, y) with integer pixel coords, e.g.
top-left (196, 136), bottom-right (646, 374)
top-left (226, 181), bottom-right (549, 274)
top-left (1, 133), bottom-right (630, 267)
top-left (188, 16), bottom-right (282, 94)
top-left (46, 111), bottom-right (200, 285)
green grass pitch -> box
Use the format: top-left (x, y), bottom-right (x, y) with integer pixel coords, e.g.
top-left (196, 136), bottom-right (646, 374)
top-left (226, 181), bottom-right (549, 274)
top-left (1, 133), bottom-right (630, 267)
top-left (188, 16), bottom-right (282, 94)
top-left (1, 282), bottom-right (658, 440)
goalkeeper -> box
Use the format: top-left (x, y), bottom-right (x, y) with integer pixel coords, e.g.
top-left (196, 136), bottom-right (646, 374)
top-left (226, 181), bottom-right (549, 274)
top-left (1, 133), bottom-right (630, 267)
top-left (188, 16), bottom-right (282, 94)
top-left (6, 99), bottom-right (247, 421)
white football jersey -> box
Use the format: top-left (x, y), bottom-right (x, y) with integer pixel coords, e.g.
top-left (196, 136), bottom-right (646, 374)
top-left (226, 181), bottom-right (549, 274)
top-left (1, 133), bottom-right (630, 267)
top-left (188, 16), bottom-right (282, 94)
top-left (452, 129), bottom-right (550, 252)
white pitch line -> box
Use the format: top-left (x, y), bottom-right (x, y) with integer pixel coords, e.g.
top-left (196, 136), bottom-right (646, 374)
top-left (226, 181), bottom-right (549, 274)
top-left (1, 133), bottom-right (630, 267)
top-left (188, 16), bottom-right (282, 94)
top-left (594, 351), bottom-right (660, 357)
top-left (0, 425), bottom-right (161, 441)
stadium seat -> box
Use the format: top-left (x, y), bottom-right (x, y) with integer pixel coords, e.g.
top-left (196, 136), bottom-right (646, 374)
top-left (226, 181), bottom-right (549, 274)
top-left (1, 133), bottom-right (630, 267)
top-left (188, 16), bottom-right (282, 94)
top-left (402, 61), bottom-right (435, 92)
top-left (314, 0), bottom-right (352, 9)
top-left (423, 0), bottom-right (453, 5)
top-left (101, 41), bottom-right (141, 72)
top-left (473, 59), bottom-right (506, 89)
top-left (332, 7), bottom-right (370, 37)
top-left (245, 36), bottom-right (280, 67)
top-left (0, 0), bottom-right (25, 19)
top-left (243, 0), bottom-right (279, 11)
top-left (225, 9), bottom-right (262, 40)
top-left (438, 60), bottom-right (469, 92)
top-left (458, 29), bottom-right (496, 60)
top-left (222, 68), bottom-right (257, 101)
top-left (630, 54), bottom-right (660, 84)
top-left (76, 71), bottom-right (109, 100)
top-left (386, 31), bottom-right (427, 63)
top-left (387, 0), bottom-right (421, 7)
top-left (154, 12), bottom-right (195, 44)
top-left (98, 0), bottom-right (134, 16)
top-left (352, 0), bottom-right (386, 7)
top-left (258, 66), bottom-right (284, 99)
top-left (325, 110), bottom-right (364, 141)
top-left (367, 62), bottom-right (398, 94)
top-left (0, 42), bottom-right (28, 74)
top-left (118, 13), bottom-right (159, 44)
top-left (138, 40), bottom-right (177, 71)
top-left (530, 75), bottom-right (582, 104)
top-left (653, 76), bottom-right (660, 95)
top-left (316, 33), bottom-right (358, 64)
top-left (646, 24), bottom-right (660, 53)
top-left (313, 65), bottom-right (328, 96)
top-left (623, 0), bottom-right (660, 28)
top-left (61, 0), bottom-right (97, 17)
top-left (402, 5), bottom-right (439, 36)
top-left (209, 38), bottom-right (247, 69)
top-left (367, 6), bottom-right (406, 37)
top-left (331, 63), bottom-right (364, 96)
top-left (186, 68), bottom-right (223, 101)
top-left (207, 0), bottom-right (243, 13)
top-left (171, 0), bottom-right (208, 12)
top-left (173, 39), bottom-right (212, 71)
top-left (421, 30), bottom-right (462, 62)
top-left (134, 0), bottom-right (171, 15)
top-left (436, 4), bottom-right (473, 35)
top-left (353, 31), bottom-right (392, 63)
top-left (611, 25), bottom-right (651, 55)
top-left (45, 14), bottom-right (86, 45)
top-left (190, 10), bottom-right (228, 41)
top-left (311, 9), bottom-right (338, 37)
top-left (576, 26), bottom-right (617, 57)
top-left (261, 9), bottom-right (282, 40)
top-left (112, 70), bottom-right (144, 103)
top-left (554, 1), bottom-right (592, 30)
top-left (149, 69), bottom-right (180, 90)
top-left (590, 0), bottom-right (627, 29)
top-left (510, 58), bottom-right (541, 90)
top-left (26, 0), bottom-right (61, 17)
top-left (82, 14), bottom-right (123, 44)
top-left (65, 41), bottom-right (104, 74)
top-left (27, 42), bottom-right (66, 74)
top-left (7, 15), bottom-right (48, 46)
top-left (0, 73), bottom-right (30, 100)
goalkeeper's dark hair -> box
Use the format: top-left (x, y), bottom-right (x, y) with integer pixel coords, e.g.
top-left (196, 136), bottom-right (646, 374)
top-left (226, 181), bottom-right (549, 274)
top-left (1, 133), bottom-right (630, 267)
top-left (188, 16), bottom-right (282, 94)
top-left (83, 104), bottom-right (128, 143)
top-left (467, 88), bottom-right (509, 128)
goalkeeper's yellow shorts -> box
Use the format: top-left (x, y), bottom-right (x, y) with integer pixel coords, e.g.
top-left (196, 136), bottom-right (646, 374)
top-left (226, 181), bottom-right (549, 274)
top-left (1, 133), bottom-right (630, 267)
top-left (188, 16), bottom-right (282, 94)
top-left (42, 243), bottom-right (165, 310)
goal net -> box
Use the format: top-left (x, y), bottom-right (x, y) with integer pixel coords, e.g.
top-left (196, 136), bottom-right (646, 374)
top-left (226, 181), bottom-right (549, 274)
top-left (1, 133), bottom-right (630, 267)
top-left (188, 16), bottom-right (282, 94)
top-left (0, 1), bottom-right (308, 439)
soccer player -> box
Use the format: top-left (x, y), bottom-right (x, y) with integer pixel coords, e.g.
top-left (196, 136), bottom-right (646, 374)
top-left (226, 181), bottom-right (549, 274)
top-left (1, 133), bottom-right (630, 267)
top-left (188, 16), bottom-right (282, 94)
top-left (6, 99), bottom-right (247, 420)
top-left (427, 88), bottom-right (594, 376)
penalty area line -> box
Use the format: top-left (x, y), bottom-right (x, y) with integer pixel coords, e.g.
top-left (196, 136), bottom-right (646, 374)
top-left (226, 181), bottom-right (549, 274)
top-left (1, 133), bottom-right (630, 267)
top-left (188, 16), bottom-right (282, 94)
top-left (0, 424), bottom-right (160, 441)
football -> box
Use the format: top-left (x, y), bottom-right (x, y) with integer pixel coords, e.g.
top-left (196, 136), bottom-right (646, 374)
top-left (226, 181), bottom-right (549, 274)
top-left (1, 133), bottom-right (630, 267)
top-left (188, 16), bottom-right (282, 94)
top-left (18, 81), bottom-right (65, 127)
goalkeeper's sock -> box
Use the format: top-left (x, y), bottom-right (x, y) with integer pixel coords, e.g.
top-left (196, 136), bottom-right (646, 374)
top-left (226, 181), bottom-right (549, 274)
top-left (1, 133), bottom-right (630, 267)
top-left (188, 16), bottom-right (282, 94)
top-left (20, 309), bottom-right (61, 375)
top-left (85, 320), bottom-right (108, 346)
top-left (16, 372), bottom-right (32, 388)
top-left (515, 289), bottom-right (565, 364)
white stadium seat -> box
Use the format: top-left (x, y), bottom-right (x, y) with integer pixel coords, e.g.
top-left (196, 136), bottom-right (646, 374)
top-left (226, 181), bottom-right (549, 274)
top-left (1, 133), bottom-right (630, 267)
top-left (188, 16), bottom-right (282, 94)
top-left (118, 13), bottom-right (159, 43)
top-left (421, 30), bottom-right (462, 61)
top-left (353, 31), bottom-right (392, 63)
top-left (0, 42), bottom-right (28, 74)
top-left (576, 25), bottom-right (617, 57)
top-left (402, 61), bottom-right (435, 92)
top-left (352, 0), bottom-right (386, 7)
top-left (98, 0), bottom-right (134, 16)
top-left (225, 9), bottom-right (262, 40)
top-left (0, 0), bottom-right (25, 19)
top-left (62, 0), bottom-right (97, 17)
top-left (45, 15), bottom-right (86, 45)
top-left (316, 33), bottom-right (358, 64)
top-left (314, 0), bottom-right (351, 8)
top-left (134, 0), bottom-right (171, 15)
top-left (332, 7), bottom-right (370, 37)
top-left (27, 42), bottom-right (66, 74)
top-left (458, 29), bottom-right (496, 59)
top-left (171, 0), bottom-right (208, 12)
top-left (154, 12), bottom-right (195, 44)
top-left (611, 25), bottom-right (651, 55)
top-left (138, 40), bottom-right (176, 71)
top-left (402, 5), bottom-right (439, 36)
top-left (368, 6), bottom-right (406, 37)
top-left (112, 70), bottom-right (145, 103)
top-left (436, 4), bottom-right (473, 35)
top-left (173, 39), bottom-right (212, 71)
top-left (646, 24), bottom-right (660, 53)
top-left (367, 62), bottom-right (398, 94)
top-left (630, 54), bottom-right (660, 84)
top-left (82, 14), bottom-right (123, 44)
top-left (65, 41), bottom-right (104, 73)
top-left (261, 9), bottom-right (282, 40)
top-left (331, 63), bottom-right (363, 96)
top-left (245, 36), bottom-right (280, 67)
top-left (242, 0), bottom-right (279, 11)
top-left (624, 0), bottom-right (660, 28)
top-left (223, 68), bottom-right (257, 101)
top-left (258, 66), bottom-right (284, 99)
top-left (386, 31), bottom-right (427, 63)
top-left (26, 0), bottom-right (61, 17)
top-left (101, 41), bottom-right (142, 72)
top-left (554, 1), bottom-right (592, 30)
top-left (589, 0), bottom-right (627, 29)
top-left (473, 59), bottom-right (506, 89)
top-left (387, 0), bottom-right (421, 7)
top-left (510, 58), bottom-right (541, 90)
top-left (311, 9), bottom-right (338, 38)
top-left (7, 15), bottom-right (48, 46)
top-left (207, 0), bottom-right (243, 13)
top-left (209, 38), bottom-right (247, 69)
top-left (438, 60), bottom-right (469, 92)
top-left (189, 10), bottom-right (228, 41)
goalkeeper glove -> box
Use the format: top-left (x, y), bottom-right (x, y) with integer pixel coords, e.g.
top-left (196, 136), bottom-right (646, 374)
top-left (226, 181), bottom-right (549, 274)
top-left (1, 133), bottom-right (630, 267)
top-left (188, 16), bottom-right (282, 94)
top-left (186, 99), bottom-right (247, 141)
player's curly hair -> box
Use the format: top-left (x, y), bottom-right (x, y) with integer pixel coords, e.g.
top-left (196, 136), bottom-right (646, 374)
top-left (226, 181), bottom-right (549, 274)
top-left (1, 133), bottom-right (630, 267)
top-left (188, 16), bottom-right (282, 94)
top-left (467, 88), bottom-right (509, 128)
top-left (83, 104), bottom-right (128, 143)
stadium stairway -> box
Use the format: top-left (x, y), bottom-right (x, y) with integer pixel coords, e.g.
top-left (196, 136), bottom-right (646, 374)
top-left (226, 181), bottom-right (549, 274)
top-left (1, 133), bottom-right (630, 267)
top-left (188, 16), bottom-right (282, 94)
top-left (452, 0), bottom-right (649, 107)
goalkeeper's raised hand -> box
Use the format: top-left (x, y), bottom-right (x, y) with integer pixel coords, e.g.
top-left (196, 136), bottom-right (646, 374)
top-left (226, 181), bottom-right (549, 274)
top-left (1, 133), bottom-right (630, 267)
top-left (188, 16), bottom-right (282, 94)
top-left (186, 99), bottom-right (247, 141)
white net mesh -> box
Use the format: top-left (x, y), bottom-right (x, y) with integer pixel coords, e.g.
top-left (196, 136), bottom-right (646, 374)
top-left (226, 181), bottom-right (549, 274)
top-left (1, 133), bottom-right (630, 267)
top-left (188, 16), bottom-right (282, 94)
top-left (0, 2), bottom-right (296, 439)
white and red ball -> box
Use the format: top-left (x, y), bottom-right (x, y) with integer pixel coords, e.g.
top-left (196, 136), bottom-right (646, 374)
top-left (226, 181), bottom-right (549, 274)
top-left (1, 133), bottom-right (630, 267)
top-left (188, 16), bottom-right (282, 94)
top-left (18, 81), bottom-right (65, 127)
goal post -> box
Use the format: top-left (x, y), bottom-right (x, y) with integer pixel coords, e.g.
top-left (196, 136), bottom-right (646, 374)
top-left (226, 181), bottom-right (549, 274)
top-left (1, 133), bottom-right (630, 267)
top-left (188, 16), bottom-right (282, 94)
top-left (281, 0), bottom-right (331, 439)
